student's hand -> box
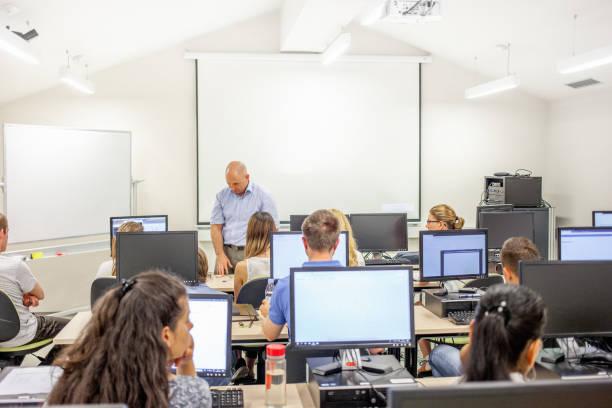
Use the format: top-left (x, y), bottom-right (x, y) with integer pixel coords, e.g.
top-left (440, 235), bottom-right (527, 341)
top-left (175, 335), bottom-right (196, 377)
top-left (22, 294), bottom-right (39, 308)
top-left (215, 254), bottom-right (232, 276)
top-left (260, 299), bottom-right (270, 318)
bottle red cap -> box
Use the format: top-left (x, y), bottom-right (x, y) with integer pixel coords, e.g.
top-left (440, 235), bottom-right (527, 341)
top-left (266, 344), bottom-right (286, 357)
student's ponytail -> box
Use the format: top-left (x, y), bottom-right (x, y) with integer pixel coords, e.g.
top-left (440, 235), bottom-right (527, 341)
top-left (464, 284), bottom-right (546, 382)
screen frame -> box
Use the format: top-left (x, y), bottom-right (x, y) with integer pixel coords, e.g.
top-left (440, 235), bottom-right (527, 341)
top-left (187, 292), bottom-right (233, 378)
top-left (557, 226), bottom-right (612, 260)
top-left (592, 211), bottom-right (612, 227)
top-left (109, 215), bottom-right (168, 250)
top-left (419, 229), bottom-right (489, 282)
top-left (519, 260), bottom-right (612, 337)
top-left (349, 213), bottom-right (408, 251)
top-left (269, 231), bottom-right (349, 279)
top-left (116, 230), bottom-right (198, 283)
top-left (289, 266), bottom-right (415, 350)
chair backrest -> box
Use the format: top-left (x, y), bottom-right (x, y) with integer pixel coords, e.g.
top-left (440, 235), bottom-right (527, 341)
top-left (0, 290), bottom-right (20, 342)
top-left (236, 277), bottom-right (268, 308)
top-left (90, 277), bottom-right (119, 308)
top-left (465, 274), bottom-right (505, 289)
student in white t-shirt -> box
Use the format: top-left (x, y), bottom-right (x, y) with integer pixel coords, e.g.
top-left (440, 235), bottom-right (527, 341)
top-left (0, 213), bottom-right (68, 348)
top-left (96, 221), bottom-right (144, 278)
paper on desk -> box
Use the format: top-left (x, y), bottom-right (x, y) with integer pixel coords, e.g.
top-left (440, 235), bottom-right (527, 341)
top-left (0, 366), bottom-right (62, 396)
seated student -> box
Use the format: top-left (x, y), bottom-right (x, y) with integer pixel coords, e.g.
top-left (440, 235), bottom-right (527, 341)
top-left (464, 284), bottom-right (546, 382)
top-left (330, 208), bottom-right (365, 267)
top-left (47, 270), bottom-right (212, 408)
top-left (0, 213), bottom-right (68, 349)
top-left (419, 204), bottom-right (465, 372)
top-left (234, 211), bottom-right (276, 298)
top-left (429, 236), bottom-right (541, 377)
top-left (96, 221), bottom-right (144, 278)
top-left (260, 209), bottom-right (341, 341)
top-left (197, 247), bottom-right (209, 284)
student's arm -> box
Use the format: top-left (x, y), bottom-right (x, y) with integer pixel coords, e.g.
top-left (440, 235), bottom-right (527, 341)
top-left (17, 262), bottom-right (44, 307)
top-left (233, 261), bottom-right (247, 301)
top-left (210, 224), bottom-right (231, 275)
top-left (260, 297), bottom-right (284, 341)
top-left (26, 282), bottom-right (44, 300)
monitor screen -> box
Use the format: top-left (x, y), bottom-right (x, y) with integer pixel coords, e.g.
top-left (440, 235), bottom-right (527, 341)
top-left (558, 227), bottom-right (612, 260)
top-left (110, 215), bottom-right (168, 247)
top-left (387, 379), bottom-right (612, 408)
top-left (116, 231), bottom-right (198, 283)
top-left (270, 231), bottom-right (349, 280)
top-left (350, 213), bottom-right (408, 251)
top-left (478, 211), bottom-right (535, 249)
top-left (290, 266), bottom-right (414, 349)
top-left (289, 214), bottom-right (308, 232)
top-left (519, 260), bottom-right (612, 337)
top-left (188, 293), bottom-right (232, 378)
top-left (420, 229), bottom-right (488, 281)
top-left (593, 211), bottom-right (612, 227)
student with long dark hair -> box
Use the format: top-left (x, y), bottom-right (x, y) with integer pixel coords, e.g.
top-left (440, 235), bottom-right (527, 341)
top-left (47, 270), bottom-right (211, 408)
top-left (464, 284), bottom-right (546, 382)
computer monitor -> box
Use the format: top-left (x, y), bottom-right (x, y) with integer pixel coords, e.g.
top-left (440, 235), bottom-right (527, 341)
top-left (110, 215), bottom-right (168, 248)
top-left (478, 211), bottom-right (535, 249)
top-left (270, 231), bottom-right (349, 280)
top-left (116, 231), bottom-right (198, 283)
top-left (387, 379), bottom-right (612, 408)
top-left (593, 211), bottom-right (612, 227)
top-left (289, 266), bottom-right (414, 349)
top-left (187, 293), bottom-right (232, 378)
top-left (289, 214), bottom-right (308, 232)
top-left (420, 229), bottom-right (488, 281)
top-left (558, 227), bottom-right (612, 260)
top-left (350, 213), bottom-right (408, 251)
top-left (519, 260), bottom-right (612, 337)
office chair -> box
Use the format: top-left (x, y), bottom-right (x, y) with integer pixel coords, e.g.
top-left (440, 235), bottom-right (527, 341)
top-left (235, 277), bottom-right (268, 308)
top-left (90, 277), bottom-right (119, 308)
top-left (0, 290), bottom-right (54, 367)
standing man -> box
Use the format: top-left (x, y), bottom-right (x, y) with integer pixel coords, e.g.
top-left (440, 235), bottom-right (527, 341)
top-left (211, 161), bottom-right (278, 275)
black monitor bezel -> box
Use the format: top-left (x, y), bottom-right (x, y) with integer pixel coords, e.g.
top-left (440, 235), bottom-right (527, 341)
top-left (116, 231), bottom-right (198, 283)
top-left (419, 229), bottom-right (489, 282)
top-left (349, 213), bottom-right (408, 251)
top-left (519, 259), bottom-right (612, 337)
top-left (187, 292), bottom-right (233, 378)
top-left (557, 226), bottom-right (612, 260)
top-left (289, 266), bottom-right (415, 350)
top-left (477, 211), bottom-right (535, 250)
top-left (269, 231), bottom-right (349, 280)
top-left (289, 214), bottom-right (309, 232)
top-left (109, 215), bottom-right (168, 250)
top-left (592, 211), bottom-right (612, 227)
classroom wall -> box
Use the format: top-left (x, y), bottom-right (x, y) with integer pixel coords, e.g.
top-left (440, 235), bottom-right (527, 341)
top-left (544, 87), bottom-right (612, 227)
top-left (0, 12), bottom-right (549, 310)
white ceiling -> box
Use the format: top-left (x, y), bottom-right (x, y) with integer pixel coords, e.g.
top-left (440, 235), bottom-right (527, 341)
top-left (369, 0), bottom-right (612, 100)
top-left (0, 0), bottom-right (281, 105)
top-left (1, 0), bottom-right (611, 104)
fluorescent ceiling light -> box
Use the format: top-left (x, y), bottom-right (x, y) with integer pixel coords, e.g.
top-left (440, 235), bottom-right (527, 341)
top-left (360, 0), bottom-right (387, 26)
top-left (558, 45), bottom-right (612, 74)
top-left (321, 33), bottom-right (351, 65)
top-left (464, 75), bottom-right (520, 99)
top-left (59, 67), bottom-right (96, 94)
top-left (0, 27), bottom-right (39, 64)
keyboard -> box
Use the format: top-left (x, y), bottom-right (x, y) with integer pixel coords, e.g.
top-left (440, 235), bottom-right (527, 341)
top-left (211, 388), bottom-right (244, 408)
top-left (365, 258), bottom-right (407, 266)
top-left (448, 310), bottom-right (475, 325)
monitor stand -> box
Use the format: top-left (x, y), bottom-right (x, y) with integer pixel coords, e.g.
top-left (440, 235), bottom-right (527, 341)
top-left (310, 349), bottom-right (393, 376)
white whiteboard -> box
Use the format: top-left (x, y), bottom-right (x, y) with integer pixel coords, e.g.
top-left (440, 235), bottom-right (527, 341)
top-left (196, 57), bottom-right (421, 223)
top-left (3, 124), bottom-right (131, 243)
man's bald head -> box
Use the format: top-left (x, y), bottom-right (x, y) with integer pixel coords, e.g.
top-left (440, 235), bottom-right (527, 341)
top-left (225, 161), bottom-right (250, 195)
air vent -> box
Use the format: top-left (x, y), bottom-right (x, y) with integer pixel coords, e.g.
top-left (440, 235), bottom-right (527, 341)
top-left (566, 78), bottom-right (601, 89)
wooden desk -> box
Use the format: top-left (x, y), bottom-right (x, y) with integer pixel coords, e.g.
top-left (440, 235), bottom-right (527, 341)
top-left (206, 274), bottom-right (235, 293)
top-left (223, 383), bottom-right (314, 408)
top-left (417, 377), bottom-right (461, 387)
top-left (54, 311), bottom-right (288, 346)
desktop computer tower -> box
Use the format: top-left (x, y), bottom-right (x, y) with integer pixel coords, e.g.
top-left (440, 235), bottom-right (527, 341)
top-left (484, 176), bottom-right (542, 207)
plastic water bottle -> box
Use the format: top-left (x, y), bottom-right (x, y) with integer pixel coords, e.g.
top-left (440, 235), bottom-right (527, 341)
top-left (265, 344), bottom-right (286, 407)
top-left (265, 278), bottom-right (275, 300)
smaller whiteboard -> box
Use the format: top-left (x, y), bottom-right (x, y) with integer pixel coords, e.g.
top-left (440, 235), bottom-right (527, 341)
top-left (3, 124), bottom-right (131, 243)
